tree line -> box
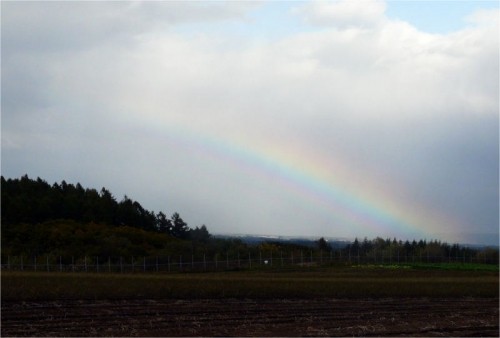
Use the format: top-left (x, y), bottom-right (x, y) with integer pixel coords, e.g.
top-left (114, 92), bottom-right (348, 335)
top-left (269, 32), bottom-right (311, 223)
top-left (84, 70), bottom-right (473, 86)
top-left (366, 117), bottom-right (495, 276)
top-left (1, 175), bottom-right (497, 264)
top-left (1, 175), bottom-right (237, 260)
top-left (337, 237), bottom-right (498, 263)
top-left (1, 175), bottom-right (209, 241)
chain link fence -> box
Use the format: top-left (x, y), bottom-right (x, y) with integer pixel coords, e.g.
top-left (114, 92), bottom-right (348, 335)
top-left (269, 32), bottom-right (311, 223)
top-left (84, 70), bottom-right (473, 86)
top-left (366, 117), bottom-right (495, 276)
top-left (2, 250), bottom-right (498, 273)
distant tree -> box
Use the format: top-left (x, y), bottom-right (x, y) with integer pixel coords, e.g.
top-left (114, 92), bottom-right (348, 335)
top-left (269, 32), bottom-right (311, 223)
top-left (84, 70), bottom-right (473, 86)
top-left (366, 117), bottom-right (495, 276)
top-left (156, 211), bottom-right (172, 234)
top-left (99, 188), bottom-right (117, 224)
top-left (352, 238), bottom-right (360, 252)
top-left (372, 237), bottom-right (386, 250)
top-left (316, 237), bottom-right (331, 251)
top-left (171, 212), bottom-right (190, 239)
top-left (418, 239), bottom-right (426, 249)
top-left (143, 210), bottom-right (158, 232)
top-left (117, 195), bottom-right (135, 226)
top-left (190, 225), bottom-right (211, 243)
top-left (403, 240), bottom-right (412, 255)
top-left (0, 175), bottom-right (219, 247)
top-left (361, 237), bottom-right (372, 254)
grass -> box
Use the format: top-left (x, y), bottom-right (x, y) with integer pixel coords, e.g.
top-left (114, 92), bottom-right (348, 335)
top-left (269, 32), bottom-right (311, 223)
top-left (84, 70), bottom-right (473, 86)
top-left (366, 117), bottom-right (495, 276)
top-left (2, 266), bottom-right (498, 301)
top-left (351, 262), bottom-right (499, 272)
top-left (406, 262), bottom-right (499, 271)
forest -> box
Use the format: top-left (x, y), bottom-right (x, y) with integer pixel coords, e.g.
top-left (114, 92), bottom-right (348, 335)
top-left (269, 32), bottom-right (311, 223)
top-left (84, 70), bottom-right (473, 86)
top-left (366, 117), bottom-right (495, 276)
top-left (1, 175), bottom-right (498, 264)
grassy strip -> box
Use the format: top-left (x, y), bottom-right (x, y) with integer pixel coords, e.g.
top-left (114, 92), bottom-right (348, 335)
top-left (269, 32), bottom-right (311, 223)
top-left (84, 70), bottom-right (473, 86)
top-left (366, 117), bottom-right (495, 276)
top-left (350, 263), bottom-right (499, 272)
top-left (2, 268), bottom-right (498, 301)
top-left (406, 262), bottom-right (499, 271)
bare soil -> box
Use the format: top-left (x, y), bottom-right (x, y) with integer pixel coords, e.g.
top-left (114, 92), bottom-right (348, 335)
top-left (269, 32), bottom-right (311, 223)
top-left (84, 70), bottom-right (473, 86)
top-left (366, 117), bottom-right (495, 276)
top-left (2, 298), bottom-right (498, 337)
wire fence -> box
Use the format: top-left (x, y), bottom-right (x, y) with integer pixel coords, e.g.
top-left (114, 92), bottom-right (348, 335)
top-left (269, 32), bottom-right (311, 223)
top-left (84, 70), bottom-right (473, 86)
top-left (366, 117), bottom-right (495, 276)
top-left (2, 250), bottom-right (498, 273)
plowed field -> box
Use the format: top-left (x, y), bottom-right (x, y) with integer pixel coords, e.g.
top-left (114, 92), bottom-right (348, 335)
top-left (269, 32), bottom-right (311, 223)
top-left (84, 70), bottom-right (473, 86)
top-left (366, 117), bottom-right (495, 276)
top-left (2, 298), bottom-right (498, 337)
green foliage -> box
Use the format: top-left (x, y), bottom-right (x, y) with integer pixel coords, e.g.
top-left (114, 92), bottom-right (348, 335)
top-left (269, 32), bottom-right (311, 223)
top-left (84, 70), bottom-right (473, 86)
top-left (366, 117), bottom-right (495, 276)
top-left (406, 262), bottom-right (499, 272)
top-left (342, 236), bottom-right (498, 264)
top-left (1, 220), bottom-right (178, 259)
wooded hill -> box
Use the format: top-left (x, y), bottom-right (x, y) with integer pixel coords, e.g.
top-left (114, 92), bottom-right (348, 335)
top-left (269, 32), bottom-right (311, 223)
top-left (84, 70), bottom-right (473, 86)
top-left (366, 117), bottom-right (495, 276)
top-left (1, 175), bottom-right (205, 239)
top-left (1, 175), bottom-right (498, 264)
top-left (1, 175), bottom-right (214, 258)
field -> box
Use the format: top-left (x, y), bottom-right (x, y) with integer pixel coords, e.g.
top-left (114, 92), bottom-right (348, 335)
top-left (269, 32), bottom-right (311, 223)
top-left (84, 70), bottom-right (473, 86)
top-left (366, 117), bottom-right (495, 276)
top-left (2, 265), bottom-right (499, 336)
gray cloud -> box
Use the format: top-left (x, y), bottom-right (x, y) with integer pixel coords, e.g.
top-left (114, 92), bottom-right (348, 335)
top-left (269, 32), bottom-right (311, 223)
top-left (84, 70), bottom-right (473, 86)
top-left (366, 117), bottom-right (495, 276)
top-left (1, 1), bottom-right (498, 244)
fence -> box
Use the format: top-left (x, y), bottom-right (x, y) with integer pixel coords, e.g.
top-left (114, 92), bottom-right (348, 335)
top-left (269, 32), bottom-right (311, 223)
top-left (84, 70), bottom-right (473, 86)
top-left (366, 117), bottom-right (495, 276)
top-left (1, 250), bottom-right (498, 273)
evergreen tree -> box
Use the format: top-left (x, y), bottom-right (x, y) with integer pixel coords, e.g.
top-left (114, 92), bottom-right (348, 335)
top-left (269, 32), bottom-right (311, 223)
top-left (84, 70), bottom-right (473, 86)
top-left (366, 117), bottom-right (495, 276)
top-left (190, 224), bottom-right (211, 243)
top-left (156, 211), bottom-right (172, 234)
top-left (171, 212), bottom-right (190, 239)
top-left (316, 237), bottom-right (331, 251)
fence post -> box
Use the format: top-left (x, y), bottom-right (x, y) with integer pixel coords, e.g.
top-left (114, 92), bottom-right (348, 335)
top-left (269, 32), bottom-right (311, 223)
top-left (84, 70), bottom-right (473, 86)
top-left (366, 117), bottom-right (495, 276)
top-left (120, 257), bottom-right (123, 273)
top-left (132, 256), bottom-right (135, 272)
top-left (47, 256), bottom-right (50, 272)
top-left (226, 252), bottom-right (229, 269)
top-left (96, 257), bottom-right (99, 273)
top-left (21, 256), bottom-right (24, 271)
top-left (168, 256), bottom-right (171, 272)
top-left (7, 256), bottom-right (10, 270)
top-left (248, 252), bottom-right (251, 268)
top-left (260, 251), bottom-right (262, 265)
top-left (238, 252), bottom-right (240, 268)
top-left (35, 256), bottom-right (37, 272)
top-left (215, 254), bottom-right (218, 270)
top-left (179, 255), bottom-right (182, 271)
top-left (156, 256), bottom-right (159, 272)
top-left (270, 251), bottom-right (273, 266)
top-left (192, 255), bottom-right (194, 270)
top-left (72, 256), bottom-right (75, 272)
top-left (144, 257), bottom-right (146, 272)
top-left (84, 256), bottom-right (87, 272)
top-left (281, 251), bottom-right (283, 267)
top-left (59, 256), bottom-right (62, 272)
top-left (203, 254), bottom-right (206, 271)
top-left (108, 257), bottom-right (111, 273)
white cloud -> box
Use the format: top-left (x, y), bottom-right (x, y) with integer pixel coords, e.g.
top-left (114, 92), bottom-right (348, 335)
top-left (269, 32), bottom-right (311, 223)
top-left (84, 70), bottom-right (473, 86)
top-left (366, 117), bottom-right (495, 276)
top-left (465, 8), bottom-right (499, 27)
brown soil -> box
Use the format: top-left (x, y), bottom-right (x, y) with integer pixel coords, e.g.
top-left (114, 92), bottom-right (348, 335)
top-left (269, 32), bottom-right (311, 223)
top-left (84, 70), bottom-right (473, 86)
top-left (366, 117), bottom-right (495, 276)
top-left (1, 298), bottom-right (498, 337)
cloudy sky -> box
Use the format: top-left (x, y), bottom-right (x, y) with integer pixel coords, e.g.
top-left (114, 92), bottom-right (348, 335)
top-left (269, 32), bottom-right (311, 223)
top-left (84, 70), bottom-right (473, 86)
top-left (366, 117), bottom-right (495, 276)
top-left (2, 0), bottom-right (498, 244)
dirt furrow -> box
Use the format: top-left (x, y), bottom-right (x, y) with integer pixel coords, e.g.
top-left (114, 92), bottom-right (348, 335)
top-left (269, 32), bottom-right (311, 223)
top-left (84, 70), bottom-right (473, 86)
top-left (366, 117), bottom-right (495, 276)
top-left (2, 298), bottom-right (498, 337)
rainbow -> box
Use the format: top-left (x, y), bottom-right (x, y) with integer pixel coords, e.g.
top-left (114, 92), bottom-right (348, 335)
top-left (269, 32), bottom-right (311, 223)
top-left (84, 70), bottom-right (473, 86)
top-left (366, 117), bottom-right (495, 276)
top-left (151, 123), bottom-right (458, 240)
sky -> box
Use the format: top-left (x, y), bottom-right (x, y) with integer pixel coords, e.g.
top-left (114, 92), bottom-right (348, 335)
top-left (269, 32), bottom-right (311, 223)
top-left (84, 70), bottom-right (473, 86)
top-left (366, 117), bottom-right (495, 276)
top-left (1, 0), bottom-right (499, 245)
